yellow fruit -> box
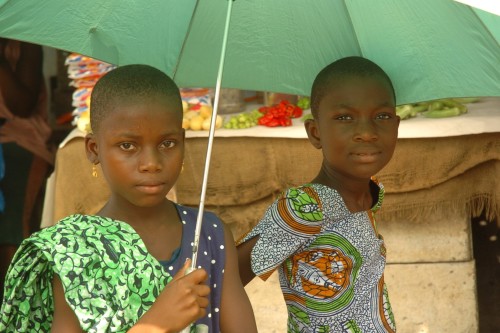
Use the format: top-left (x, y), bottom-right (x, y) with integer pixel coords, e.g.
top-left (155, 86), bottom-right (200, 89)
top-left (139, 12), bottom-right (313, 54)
top-left (189, 115), bottom-right (204, 131)
top-left (184, 110), bottom-right (199, 120)
top-left (199, 105), bottom-right (213, 119)
top-left (182, 118), bottom-right (190, 129)
top-left (202, 118), bottom-right (211, 130)
top-left (182, 100), bottom-right (189, 112)
top-left (215, 115), bottom-right (223, 129)
top-left (77, 111), bottom-right (91, 133)
top-left (201, 115), bottom-right (223, 130)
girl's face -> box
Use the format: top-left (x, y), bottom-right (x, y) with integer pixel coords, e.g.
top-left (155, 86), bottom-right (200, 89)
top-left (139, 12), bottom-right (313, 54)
top-left (87, 96), bottom-right (184, 209)
top-left (306, 75), bottom-right (400, 182)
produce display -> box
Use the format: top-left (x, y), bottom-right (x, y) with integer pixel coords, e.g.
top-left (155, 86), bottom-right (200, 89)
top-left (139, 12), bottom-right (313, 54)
top-left (396, 98), bottom-right (478, 120)
top-left (182, 103), bottom-right (223, 131)
top-left (257, 100), bottom-right (303, 127)
top-left (223, 109), bottom-right (262, 129)
top-left (184, 99), bottom-right (306, 130)
top-left (297, 96), bottom-right (311, 110)
top-left (180, 94), bottom-right (480, 132)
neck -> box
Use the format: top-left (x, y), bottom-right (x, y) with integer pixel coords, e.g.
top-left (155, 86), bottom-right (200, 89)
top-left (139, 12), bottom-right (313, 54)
top-left (97, 197), bottom-right (176, 230)
top-left (312, 168), bottom-right (373, 212)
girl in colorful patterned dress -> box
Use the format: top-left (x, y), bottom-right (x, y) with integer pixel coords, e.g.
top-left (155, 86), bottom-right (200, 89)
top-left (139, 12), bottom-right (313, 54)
top-left (0, 64), bottom-right (257, 333)
top-left (238, 56), bottom-right (400, 332)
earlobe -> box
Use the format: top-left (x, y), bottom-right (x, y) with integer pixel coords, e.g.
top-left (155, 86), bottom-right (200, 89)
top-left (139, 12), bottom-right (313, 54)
top-left (304, 119), bottom-right (322, 149)
top-left (84, 133), bottom-right (99, 164)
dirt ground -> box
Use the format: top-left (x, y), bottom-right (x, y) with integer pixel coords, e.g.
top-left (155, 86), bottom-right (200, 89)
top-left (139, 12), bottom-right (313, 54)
top-left (244, 273), bottom-right (287, 332)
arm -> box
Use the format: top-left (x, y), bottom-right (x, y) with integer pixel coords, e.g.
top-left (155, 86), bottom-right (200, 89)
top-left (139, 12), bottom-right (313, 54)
top-left (236, 235), bottom-right (259, 286)
top-left (0, 39), bottom-right (43, 117)
top-left (51, 275), bottom-right (84, 333)
top-left (219, 224), bottom-right (258, 333)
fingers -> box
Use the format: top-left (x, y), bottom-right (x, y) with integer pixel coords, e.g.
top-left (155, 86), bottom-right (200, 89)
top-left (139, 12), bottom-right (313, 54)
top-left (197, 294), bottom-right (209, 309)
top-left (188, 293), bottom-right (209, 321)
top-left (169, 260), bottom-right (210, 321)
top-left (193, 282), bottom-right (210, 298)
top-left (172, 258), bottom-right (193, 280)
top-left (185, 266), bottom-right (209, 284)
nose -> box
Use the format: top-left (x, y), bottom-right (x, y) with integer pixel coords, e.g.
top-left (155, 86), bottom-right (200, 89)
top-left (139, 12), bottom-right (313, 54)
top-left (138, 147), bottom-right (162, 173)
top-left (353, 119), bottom-right (378, 142)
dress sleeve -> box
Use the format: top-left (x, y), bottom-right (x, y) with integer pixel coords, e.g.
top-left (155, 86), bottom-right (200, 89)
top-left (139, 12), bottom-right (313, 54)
top-left (0, 237), bottom-right (54, 332)
top-left (246, 186), bottom-right (324, 280)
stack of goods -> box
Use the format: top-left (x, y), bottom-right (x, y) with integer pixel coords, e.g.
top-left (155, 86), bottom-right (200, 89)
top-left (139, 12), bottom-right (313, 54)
top-left (181, 88), bottom-right (223, 131)
top-left (65, 54), bottom-right (116, 133)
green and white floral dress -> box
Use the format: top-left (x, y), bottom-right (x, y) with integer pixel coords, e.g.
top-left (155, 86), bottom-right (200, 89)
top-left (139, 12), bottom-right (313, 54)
top-left (0, 205), bottom-right (226, 332)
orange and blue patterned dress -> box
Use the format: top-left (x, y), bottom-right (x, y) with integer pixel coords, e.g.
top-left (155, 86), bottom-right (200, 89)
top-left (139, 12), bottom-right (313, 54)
top-left (241, 181), bottom-right (396, 332)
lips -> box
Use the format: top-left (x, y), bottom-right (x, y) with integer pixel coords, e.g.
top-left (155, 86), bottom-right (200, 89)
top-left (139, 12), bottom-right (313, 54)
top-left (350, 150), bottom-right (381, 163)
top-left (135, 182), bottom-right (166, 194)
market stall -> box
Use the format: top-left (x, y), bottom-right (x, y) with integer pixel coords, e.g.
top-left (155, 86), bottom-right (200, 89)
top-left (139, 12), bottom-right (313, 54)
top-left (43, 97), bottom-right (499, 332)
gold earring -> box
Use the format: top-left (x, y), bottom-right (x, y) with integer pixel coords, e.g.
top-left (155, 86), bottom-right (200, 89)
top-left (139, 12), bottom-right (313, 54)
top-left (92, 164), bottom-right (98, 178)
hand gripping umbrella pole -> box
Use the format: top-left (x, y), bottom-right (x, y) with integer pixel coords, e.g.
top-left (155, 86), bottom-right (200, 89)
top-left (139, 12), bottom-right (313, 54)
top-left (180, 1), bottom-right (234, 332)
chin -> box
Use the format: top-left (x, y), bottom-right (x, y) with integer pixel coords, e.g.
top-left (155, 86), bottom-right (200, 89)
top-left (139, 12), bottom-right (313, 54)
top-left (353, 166), bottom-right (383, 179)
top-left (134, 197), bottom-right (169, 208)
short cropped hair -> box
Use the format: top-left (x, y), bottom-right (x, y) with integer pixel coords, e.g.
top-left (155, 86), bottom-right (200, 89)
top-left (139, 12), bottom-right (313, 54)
top-left (90, 64), bottom-right (182, 133)
top-left (310, 56), bottom-right (395, 118)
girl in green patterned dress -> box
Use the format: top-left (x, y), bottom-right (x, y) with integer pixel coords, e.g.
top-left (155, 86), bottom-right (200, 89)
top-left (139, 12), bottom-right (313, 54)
top-left (0, 64), bottom-right (257, 333)
top-left (238, 56), bottom-right (400, 332)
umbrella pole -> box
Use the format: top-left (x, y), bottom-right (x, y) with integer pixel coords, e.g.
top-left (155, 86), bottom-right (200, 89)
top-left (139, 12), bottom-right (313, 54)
top-left (180, 1), bottom-right (233, 330)
top-left (189, 0), bottom-right (233, 270)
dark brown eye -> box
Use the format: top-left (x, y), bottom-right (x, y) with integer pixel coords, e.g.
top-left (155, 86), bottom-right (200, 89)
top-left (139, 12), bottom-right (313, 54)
top-left (119, 142), bottom-right (135, 151)
top-left (336, 114), bottom-right (353, 121)
top-left (375, 113), bottom-right (392, 120)
top-left (160, 140), bottom-right (175, 149)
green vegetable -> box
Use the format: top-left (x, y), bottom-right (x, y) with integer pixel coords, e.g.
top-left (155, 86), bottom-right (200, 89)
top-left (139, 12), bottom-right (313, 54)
top-left (297, 96), bottom-right (311, 110)
top-left (452, 97), bottom-right (479, 104)
top-left (395, 105), bottom-right (415, 120)
top-left (395, 104), bottom-right (427, 120)
top-left (301, 113), bottom-right (314, 122)
top-left (422, 107), bottom-right (463, 118)
top-left (396, 98), bottom-right (469, 120)
top-left (223, 109), bottom-right (262, 129)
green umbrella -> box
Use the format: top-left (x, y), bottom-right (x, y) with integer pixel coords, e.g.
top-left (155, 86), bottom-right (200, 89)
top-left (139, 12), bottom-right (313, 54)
top-left (1, 0), bottom-right (498, 293)
top-left (0, 0), bottom-right (499, 104)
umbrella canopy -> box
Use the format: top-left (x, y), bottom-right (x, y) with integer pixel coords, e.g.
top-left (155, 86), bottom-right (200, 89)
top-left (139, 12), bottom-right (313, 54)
top-left (0, 0), bottom-right (499, 105)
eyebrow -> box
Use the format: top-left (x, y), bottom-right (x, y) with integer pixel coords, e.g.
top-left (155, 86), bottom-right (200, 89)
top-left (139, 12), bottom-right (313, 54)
top-left (114, 130), bottom-right (182, 138)
top-left (336, 101), bottom-right (394, 108)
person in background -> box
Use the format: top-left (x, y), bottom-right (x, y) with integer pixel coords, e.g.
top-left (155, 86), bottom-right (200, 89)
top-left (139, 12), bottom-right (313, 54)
top-left (0, 144), bottom-right (4, 213)
top-left (0, 38), bottom-right (54, 301)
top-left (237, 56), bottom-right (400, 332)
top-left (0, 64), bottom-right (257, 333)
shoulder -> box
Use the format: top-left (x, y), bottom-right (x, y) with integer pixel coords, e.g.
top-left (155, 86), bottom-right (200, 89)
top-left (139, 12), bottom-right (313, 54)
top-left (274, 184), bottom-right (324, 224)
top-left (22, 214), bottom-right (86, 246)
top-left (23, 214), bottom-right (138, 264)
top-left (176, 204), bottom-right (223, 227)
top-left (238, 184), bottom-right (327, 245)
top-left (176, 204), bottom-right (225, 245)
top-left (35, 214), bottom-right (118, 242)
